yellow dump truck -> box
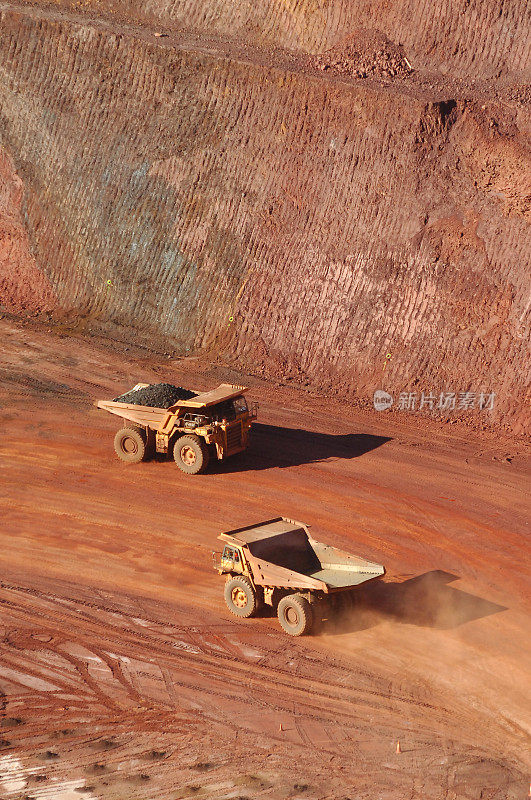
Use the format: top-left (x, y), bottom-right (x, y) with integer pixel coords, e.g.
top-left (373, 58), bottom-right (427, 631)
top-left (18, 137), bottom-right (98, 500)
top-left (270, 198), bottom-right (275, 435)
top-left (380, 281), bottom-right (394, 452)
top-left (213, 517), bottom-right (385, 635)
top-left (97, 383), bottom-right (257, 474)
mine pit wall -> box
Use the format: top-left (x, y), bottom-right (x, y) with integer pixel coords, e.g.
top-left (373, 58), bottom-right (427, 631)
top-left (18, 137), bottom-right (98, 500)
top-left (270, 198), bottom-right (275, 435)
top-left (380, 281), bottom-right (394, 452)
top-left (0, 9), bottom-right (529, 432)
top-left (7, 0), bottom-right (530, 87)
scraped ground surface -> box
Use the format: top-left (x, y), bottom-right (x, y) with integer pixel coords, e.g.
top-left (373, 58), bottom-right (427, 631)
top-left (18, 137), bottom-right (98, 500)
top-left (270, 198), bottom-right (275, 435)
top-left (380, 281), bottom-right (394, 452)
top-left (0, 317), bottom-right (529, 799)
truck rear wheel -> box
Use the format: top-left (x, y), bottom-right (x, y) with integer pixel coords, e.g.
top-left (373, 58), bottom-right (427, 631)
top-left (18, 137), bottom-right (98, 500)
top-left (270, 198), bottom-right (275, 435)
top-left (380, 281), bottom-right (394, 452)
top-left (224, 576), bottom-right (258, 618)
top-left (173, 435), bottom-right (209, 474)
top-left (114, 427), bottom-right (147, 463)
top-left (277, 594), bottom-right (313, 636)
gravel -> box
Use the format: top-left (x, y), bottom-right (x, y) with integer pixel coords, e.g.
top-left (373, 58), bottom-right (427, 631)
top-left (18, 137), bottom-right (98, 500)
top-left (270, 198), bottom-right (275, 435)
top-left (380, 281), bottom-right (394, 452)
top-left (314, 30), bottom-right (411, 79)
top-left (113, 383), bottom-right (197, 408)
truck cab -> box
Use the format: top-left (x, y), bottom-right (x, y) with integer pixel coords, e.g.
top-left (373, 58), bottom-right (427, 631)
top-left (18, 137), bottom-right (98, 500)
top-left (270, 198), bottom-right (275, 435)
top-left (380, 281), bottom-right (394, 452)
top-left (169, 392), bottom-right (256, 461)
top-left (219, 544), bottom-right (244, 574)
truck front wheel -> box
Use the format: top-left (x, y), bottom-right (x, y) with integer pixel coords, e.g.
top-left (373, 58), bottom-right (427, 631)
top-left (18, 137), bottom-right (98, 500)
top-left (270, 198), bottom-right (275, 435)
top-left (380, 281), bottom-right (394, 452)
top-left (224, 576), bottom-right (258, 618)
top-left (173, 435), bottom-right (209, 474)
top-left (114, 427), bottom-right (147, 463)
top-left (277, 594), bottom-right (313, 636)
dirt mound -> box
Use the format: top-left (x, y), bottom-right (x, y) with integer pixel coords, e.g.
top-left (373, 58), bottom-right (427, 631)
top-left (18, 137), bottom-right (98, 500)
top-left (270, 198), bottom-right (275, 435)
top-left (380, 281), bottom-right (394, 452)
top-left (315, 30), bottom-right (412, 79)
top-left (113, 383), bottom-right (196, 407)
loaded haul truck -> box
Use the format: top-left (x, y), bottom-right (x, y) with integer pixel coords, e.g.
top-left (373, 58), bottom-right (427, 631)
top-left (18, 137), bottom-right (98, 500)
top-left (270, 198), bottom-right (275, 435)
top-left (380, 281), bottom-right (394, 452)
top-left (97, 383), bottom-right (257, 474)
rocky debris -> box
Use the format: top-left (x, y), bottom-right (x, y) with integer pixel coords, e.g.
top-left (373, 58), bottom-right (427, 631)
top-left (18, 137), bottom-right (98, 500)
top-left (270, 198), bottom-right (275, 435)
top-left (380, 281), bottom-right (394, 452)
top-left (505, 84), bottom-right (531, 105)
top-left (315, 30), bottom-right (412, 79)
top-left (113, 383), bottom-right (196, 407)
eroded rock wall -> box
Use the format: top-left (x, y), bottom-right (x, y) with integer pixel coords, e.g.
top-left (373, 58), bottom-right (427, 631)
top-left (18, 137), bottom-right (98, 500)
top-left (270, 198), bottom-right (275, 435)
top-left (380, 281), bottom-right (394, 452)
top-left (0, 142), bottom-right (57, 312)
top-left (9, 0), bottom-right (530, 85)
top-left (0, 7), bottom-right (529, 430)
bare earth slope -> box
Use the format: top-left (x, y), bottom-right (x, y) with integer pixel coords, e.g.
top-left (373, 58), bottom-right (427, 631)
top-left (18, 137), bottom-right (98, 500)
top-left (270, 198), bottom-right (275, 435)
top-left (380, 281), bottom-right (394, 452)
top-left (0, 318), bottom-right (530, 798)
top-left (0, 1), bottom-right (530, 433)
top-left (4, 0), bottom-right (531, 85)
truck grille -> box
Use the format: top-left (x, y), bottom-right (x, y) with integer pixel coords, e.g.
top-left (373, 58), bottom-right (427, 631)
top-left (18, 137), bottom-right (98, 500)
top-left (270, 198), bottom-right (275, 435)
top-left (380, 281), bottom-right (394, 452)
top-left (226, 424), bottom-right (242, 450)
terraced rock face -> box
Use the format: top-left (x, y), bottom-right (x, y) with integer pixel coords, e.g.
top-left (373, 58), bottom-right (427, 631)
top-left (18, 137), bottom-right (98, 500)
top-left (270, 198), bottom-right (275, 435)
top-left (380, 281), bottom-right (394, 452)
top-left (0, 142), bottom-right (56, 312)
top-left (0, 4), bottom-right (529, 432)
top-left (5, 0), bottom-right (530, 85)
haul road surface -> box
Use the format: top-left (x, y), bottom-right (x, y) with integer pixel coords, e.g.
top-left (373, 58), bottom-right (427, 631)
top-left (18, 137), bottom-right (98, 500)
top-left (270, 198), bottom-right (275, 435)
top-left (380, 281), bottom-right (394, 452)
top-left (0, 317), bottom-right (529, 799)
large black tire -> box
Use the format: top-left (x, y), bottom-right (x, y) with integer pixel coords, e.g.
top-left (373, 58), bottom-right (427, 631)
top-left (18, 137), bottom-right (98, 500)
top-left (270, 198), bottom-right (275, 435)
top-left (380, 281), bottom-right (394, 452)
top-left (173, 435), bottom-right (209, 475)
top-left (277, 594), bottom-right (313, 636)
top-left (114, 427), bottom-right (147, 463)
top-left (224, 576), bottom-right (258, 618)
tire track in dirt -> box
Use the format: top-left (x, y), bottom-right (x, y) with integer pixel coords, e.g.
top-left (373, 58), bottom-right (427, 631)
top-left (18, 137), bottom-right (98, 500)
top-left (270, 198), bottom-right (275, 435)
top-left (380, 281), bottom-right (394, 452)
top-left (0, 323), bottom-right (529, 798)
top-left (0, 579), bottom-right (510, 753)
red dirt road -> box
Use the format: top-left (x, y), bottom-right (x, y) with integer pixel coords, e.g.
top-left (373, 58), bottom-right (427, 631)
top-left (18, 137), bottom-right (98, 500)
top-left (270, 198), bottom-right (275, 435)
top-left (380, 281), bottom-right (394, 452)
top-left (0, 316), bottom-right (529, 799)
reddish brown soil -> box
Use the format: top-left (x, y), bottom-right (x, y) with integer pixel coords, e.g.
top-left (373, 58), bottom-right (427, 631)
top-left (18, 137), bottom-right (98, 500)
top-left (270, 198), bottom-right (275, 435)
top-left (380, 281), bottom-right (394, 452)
top-left (0, 317), bottom-right (529, 798)
top-left (0, 148), bottom-right (57, 313)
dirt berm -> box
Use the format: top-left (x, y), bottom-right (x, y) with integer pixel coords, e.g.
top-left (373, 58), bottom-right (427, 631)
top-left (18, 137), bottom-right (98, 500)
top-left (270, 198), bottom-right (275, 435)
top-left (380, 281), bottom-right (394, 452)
top-left (0, 0), bottom-right (529, 433)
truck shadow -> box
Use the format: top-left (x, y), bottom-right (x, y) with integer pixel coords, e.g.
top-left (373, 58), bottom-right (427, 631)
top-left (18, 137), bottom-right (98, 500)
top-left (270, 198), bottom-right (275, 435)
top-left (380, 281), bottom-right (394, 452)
top-left (212, 423), bottom-right (392, 472)
top-left (317, 570), bottom-right (508, 635)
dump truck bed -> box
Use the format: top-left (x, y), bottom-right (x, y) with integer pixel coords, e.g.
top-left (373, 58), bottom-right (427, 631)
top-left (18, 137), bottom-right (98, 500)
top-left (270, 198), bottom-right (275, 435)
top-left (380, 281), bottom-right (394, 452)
top-left (220, 517), bottom-right (384, 593)
top-left (96, 383), bottom-right (248, 428)
top-left (96, 399), bottom-right (167, 429)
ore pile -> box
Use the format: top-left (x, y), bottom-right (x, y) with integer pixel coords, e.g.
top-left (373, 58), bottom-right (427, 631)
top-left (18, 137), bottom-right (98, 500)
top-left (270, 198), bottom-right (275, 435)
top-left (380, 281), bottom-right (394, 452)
top-left (113, 383), bottom-right (197, 408)
top-left (315, 31), bottom-right (412, 79)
